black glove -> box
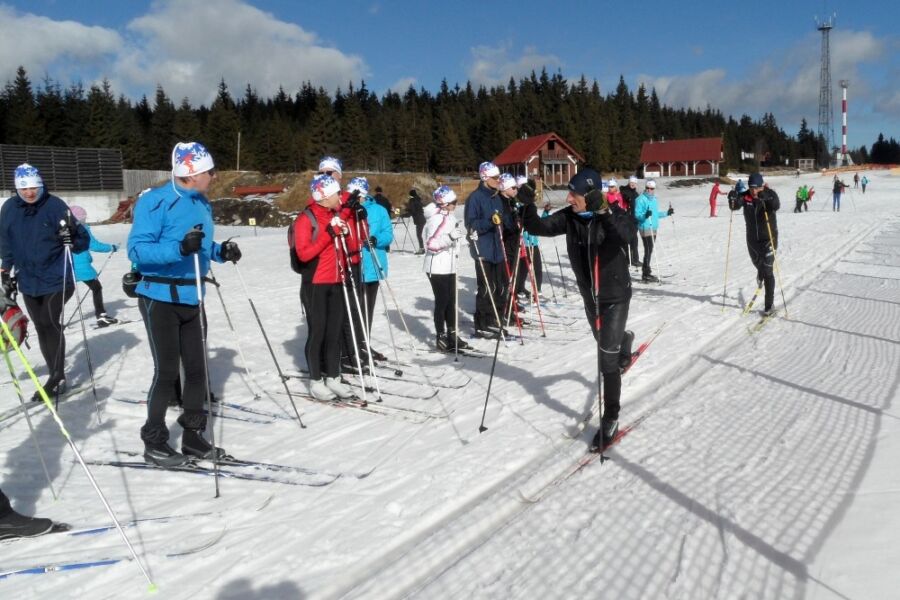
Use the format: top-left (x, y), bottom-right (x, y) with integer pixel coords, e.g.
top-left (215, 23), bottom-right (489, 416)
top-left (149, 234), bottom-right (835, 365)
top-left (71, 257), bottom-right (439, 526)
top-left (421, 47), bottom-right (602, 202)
top-left (368, 235), bottom-right (378, 248)
top-left (179, 230), bottom-right (205, 256)
top-left (220, 240), bottom-right (242, 263)
top-left (347, 190), bottom-right (366, 219)
top-left (644, 209), bottom-right (653, 219)
top-left (667, 206), bottom-right (675, 216)
top-left (1, 270), bottom-right (16, 298)
top-left (57, 223), bottom-right (73, 246)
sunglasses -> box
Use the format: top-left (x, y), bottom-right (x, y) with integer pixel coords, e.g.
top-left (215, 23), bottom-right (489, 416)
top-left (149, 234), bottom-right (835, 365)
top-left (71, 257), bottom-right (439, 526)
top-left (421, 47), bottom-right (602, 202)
top-left (319, 170), bottom-right (338, 177)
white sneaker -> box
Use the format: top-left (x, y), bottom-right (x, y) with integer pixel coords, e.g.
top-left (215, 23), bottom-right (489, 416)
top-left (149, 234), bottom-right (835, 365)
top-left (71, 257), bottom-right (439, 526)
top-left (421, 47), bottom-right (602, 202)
top-left (325, 377), bottom-right (354, 399)
top-left (309, 379), bottom-right (336, 401)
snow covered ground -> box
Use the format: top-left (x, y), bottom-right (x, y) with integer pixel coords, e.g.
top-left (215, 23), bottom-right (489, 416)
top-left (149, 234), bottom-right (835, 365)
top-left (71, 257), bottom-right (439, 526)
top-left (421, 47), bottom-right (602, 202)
top-left (1, 170), bottom-right (898, 599)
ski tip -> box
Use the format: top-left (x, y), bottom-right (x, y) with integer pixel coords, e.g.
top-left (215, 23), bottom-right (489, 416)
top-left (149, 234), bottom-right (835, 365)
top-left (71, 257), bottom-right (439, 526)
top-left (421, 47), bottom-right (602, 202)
top-left (148, 583), bottom-right (159, 594)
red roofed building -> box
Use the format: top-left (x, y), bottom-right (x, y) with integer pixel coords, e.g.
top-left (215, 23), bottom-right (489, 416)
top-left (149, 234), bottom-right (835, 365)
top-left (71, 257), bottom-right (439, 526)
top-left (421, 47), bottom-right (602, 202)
top-left (494, 132), bottom-right (584, 186)
top-left (640, 137), bottom-right (724, 177)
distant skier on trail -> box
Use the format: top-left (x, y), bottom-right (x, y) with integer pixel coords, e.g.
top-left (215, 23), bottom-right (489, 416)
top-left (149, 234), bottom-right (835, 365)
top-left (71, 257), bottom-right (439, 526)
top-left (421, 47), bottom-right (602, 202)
top-left (69, 205), bottom-right (119, 327)
top-left (708, 180), bottom-right (727, 217)
top-left (127, 142), bottom-right (242, 466)
top-left (860, 175), bottom-right (868, 194)
top-left (407, 189), bottom-right (427, 255)
top-left (0, 163), bottom-right (89, 399)
top-left (728, 171), bottom-right (780, 316)
top-left (520, 167), bottom-right (637, 450)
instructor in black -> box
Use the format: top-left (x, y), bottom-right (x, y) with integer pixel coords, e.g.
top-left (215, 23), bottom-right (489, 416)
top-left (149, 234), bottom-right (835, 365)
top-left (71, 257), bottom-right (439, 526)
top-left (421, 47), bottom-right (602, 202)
top-left (521, 168), bottom-right (637, 449)
top-left (728, 172), bottom-right (780, 316)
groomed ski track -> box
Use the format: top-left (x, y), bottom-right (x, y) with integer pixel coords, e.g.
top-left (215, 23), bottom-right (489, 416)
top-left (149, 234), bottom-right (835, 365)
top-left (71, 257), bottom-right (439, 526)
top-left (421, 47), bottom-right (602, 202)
top-left (1, 173), bottom-right (897, 599)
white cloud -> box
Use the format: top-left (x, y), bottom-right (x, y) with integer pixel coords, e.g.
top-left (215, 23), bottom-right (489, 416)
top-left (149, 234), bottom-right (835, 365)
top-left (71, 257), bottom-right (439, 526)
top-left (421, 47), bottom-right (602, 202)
top-left (0, 1), bottom-right (367, 104)
top-left (635, 30), bottom-right (889, 132)
top-left (112, 0), bottom-right (367, 104)
top-left (0, 5), bottom-right (122, 83)
top-left (386, 77), bottom-right (418, 95)
top-left (466, 42), bottom-right (561, 88)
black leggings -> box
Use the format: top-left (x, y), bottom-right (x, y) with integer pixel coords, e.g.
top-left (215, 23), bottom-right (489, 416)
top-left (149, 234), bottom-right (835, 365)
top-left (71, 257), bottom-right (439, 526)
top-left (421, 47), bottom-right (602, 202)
top-left (138, 297), bottom-right (207, 444)
top-left (573, 294), bottom-right (631, 422)
top-left (342, 279), bottom-right (379, 358)
top-left (83, 279), bottom-right (107, 317)
top-left (414, 219), bottom-right (426, 250)
top-left (474, 259), bottom-right (507, 330)
top-left (22, 288), bottom-right (74, 384)
top-left (302, 283), bottom-right (345, 380)
top-left (641, 233), bottom-right (656, 277)
top-left (428, 273), bottom-right (457, 335)
top-left (747, 240), bottom-right (776, 311)
top-left (516, 246), bottom-right (543, 295)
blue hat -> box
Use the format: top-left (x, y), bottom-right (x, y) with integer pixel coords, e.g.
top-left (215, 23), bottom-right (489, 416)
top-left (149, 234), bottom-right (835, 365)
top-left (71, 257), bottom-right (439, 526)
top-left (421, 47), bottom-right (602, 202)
top-left (735, 179), bottom-right (747, 194)
top-left (748, 172), bottom-right (764, 188)
top-left (347, 177), bottom-right (369, 196)
top-left (567, 168), bottom-right (603, 196)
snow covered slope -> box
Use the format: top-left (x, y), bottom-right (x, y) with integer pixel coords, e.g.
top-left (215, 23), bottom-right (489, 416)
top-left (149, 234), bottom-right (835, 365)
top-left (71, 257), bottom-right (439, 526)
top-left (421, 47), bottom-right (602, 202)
top-left (1, 171), bottom-right (897, 599)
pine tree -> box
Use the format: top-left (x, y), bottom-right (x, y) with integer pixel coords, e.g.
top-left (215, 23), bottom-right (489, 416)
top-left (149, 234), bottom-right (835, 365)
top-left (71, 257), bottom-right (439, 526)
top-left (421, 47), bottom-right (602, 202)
top-left (173, 98), bottom-right (202, 142)
top-left (205, 79), bottom-right (240, 169)
top-left (85, 79), bottom-right (121, 148)
top-left (4, 66), bottom-right (42, 145)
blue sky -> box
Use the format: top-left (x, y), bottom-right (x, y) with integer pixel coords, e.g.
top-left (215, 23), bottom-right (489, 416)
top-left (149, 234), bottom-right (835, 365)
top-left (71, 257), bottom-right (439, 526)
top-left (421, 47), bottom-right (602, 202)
top-left (2, 0), bottom-right (898, 150)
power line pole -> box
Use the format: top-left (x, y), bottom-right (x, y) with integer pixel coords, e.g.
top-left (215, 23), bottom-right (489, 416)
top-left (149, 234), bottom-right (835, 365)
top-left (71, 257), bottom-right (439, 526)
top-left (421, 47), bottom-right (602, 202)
top-left (816, 13), bottom-right (836, 168)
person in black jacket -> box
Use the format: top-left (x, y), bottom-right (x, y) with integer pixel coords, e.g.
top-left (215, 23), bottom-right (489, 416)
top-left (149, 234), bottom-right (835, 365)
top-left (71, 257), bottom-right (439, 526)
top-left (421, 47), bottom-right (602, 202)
top-left (620, 175), bottom-right (641, 266)
top-left (373, 186), bottom-right (392, 215)
top-left (0, 163), bottom-right (89, 399)
top-left (521, 167), bottom-right (637, 450)
top-left (728, 172), bottom-right (780, 315)
top-left (407, 189), bottom-right (426, 254)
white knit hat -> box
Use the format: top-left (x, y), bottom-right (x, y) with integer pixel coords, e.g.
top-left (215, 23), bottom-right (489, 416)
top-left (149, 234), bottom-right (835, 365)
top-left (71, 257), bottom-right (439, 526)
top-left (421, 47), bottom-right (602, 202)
top-left (433, 185), bottom-right (457, 205)
top-left (498, 173), bottom-right (517, 191)
top-left (515, 175), bottom-right (528, 187)
top-left (646, 180), bottom-right (657, 189)
top-left (479, 161), bottom-right (500, 180)
top-left (172, 142), bottom-right (215, 177)
top-left (310, 174), bottom-right (341, 202)
top-left (607, 178), bottom-right (618, 188)
top-left (628, 175), bottom-right (638, 184)
top-left (14, 163), bottom-right (43, 189)
top-left (318, 156), bottom-right (343, 175)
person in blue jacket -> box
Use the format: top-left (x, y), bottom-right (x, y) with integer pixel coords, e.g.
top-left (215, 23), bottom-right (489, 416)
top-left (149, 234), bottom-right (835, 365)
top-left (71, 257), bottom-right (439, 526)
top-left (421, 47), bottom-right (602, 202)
top-left (347, 176), bottom-right (393, 363)
top-left (464, 161), bottom-right (514, 338)
top-left (0, 163), bottom-right (89, 399)
top-left (633, 180), bottom-right (673, 283)
top-left (127, 142), bottom-right (242, 467)
top-left (68, 205), bottom-right (119, 327)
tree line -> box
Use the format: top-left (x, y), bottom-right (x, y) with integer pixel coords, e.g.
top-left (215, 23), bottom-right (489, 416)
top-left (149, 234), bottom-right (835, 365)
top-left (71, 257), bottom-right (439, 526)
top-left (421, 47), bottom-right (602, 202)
top-left (0, 65), bottom-right (881, 176)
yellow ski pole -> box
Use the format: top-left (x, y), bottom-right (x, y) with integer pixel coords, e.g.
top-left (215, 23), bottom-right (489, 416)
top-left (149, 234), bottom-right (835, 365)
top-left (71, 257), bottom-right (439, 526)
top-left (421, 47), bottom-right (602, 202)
top-left (762, 209), bottom-right (788, 318)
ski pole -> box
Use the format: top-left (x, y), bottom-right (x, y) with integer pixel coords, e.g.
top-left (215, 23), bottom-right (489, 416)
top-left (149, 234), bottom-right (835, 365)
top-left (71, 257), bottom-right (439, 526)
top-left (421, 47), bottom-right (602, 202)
top-left (503, 226), bottom-right (524, 328)
top-left (192, 250), bottom-right (220, 498)
top-left (340, 235), bottom-right (382, 403)
top-left (470, 231), bottom-right (507, 344)
top-left (207, 265), bottom-right (261, 400)
top-left (64, 249), bottom-right (115, 329)
top-left (0, 320), bottom-right (157, 592)
top-left (496, 220), bottom-right (524, 343)
top-left (64, 243), bottom-right (102, 423)
top-left (232, 263), bottom-right (306, 429)
top-left (722, 207), bottom-right (735, 312)
top-left (0, 334), bottom-right (57, 500)
top-left (334, 235), bottom-right (369, 405)
top-left (523, 239), bottom-right (546, 337)
top-left (762, 210), bottom-right (788, 318)
top-left (536, 238), bottom-right (558, 304)
top-left (553, 240), bottom-right (569, 297)
top-left (451, 236), bottom-right (460, 361)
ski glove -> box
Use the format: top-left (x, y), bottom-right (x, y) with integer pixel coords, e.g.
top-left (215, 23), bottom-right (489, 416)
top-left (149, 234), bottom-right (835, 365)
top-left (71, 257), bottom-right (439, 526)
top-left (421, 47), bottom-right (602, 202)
top-left (644, 209), bottom-right (653, 219)
top-left (667, 207), bottom-right (675, 216)
top-left (110, 244), bottom-right (119, 252)
top-left (449, 228), bottom-right (462, 240)
top-left (57, 222), bottom-right (73, 246)
top-left (220, 240), bottom-right (242, 263)
top-left (368, 236), bottom-right (378, 248)
top-left (491, 212), bottom-right (502, 226)
top-left (0, 271), bottom-right (15, 297)
top-left (467, 230), bottom-right (478, 242)
top-left (179, 230), bottom-right (205, 256)
top-left (327, 217), bottom-right (349, 237)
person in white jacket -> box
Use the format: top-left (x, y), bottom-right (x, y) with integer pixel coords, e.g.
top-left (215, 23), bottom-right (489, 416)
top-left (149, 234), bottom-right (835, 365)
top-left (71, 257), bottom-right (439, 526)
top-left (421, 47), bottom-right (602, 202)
top-left (424, 186), bottom-right (471, 352)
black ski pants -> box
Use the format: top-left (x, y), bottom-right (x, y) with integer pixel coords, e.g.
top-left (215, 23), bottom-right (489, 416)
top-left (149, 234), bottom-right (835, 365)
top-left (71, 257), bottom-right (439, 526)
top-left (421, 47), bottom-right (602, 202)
top-left (473, 259), bottom-right (506, 331)
top-left (414, 218), bottom-right (426, 251)
top-left (641, 232), bottom-right (657, 277)
top-left (516, 245), bottom-right (543, 295)
top-left (83, 279), bottom-right (107, 318)
top-left (574, 294), bottom-right (631, 422)
top-left (629, 232), bottom-right (640, 265)
top-left (428, 273), bottom-right (456, 335)
top-left (138, 297), bottom-right (207, 444)
top-left (302, 283), bottom-right (345, 380)
top-left (747, 240), bottom-right (776, 312)
top-left (22, 287), bottom-right (74, 384)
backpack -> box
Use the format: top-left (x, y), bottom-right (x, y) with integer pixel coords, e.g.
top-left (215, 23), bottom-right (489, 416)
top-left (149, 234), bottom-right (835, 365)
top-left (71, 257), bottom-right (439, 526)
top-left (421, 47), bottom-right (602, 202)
top-left (288, 207), bottom-right (318, 275)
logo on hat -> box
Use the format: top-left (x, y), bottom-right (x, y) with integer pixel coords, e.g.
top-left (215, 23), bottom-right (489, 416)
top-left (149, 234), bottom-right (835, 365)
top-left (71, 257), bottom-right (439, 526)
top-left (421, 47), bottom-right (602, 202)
top-left (433, 185), bottom-right (457, 205)
top-left (172, 142), bottom-right (214, 177)
top-left (498, 173), bottom-right (517, 191)
top-left (479, 162), bottom-right (500, 180)
top-left (347, 176), bottom-right (369, 196)
top-left (311, 174), bottom-right (341, 202)
top-left (318, 156), bottom-right (343, 174)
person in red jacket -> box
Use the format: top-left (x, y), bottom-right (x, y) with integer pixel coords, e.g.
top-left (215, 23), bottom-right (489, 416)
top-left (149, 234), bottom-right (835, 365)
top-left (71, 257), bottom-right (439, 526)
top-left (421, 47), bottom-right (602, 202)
top-left (708, 181), bottom-right (727, 217)
top-left (293, 174), bottom-right (359, 401)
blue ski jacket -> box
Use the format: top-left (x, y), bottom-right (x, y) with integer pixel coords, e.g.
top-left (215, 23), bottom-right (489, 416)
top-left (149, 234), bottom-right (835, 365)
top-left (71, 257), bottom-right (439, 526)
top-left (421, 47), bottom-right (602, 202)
top-left (464, 182), bottom-right (513, 263)
top-left (127, 182), bottom-right (226, 305)
top-left (73, 224), bottom-right (116, 282)
top-left (0, 190), bottom-right (89, 296)
top-left (360, 196), bottom-right (393, 282)
top-left (634, 192), bottom-right (669, 233)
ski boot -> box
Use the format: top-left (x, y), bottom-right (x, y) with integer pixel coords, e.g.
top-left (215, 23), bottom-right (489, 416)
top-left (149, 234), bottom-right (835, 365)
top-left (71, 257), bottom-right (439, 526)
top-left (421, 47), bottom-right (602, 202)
top-left (0, 508), bottom-right (54, 541)
top-left (309, 378), bottom-right (337, 402)
top-left (144, 441), bottom-right (191, 467)
top-left (325, 377), bottom-right (355, 400)
top-left (96, 313), bottom-right (118, 328)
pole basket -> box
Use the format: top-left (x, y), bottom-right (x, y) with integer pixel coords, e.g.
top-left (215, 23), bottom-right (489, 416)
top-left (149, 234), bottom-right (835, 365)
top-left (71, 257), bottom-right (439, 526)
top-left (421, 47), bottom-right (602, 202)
top-left (2, 306), bottom-right (28, 346)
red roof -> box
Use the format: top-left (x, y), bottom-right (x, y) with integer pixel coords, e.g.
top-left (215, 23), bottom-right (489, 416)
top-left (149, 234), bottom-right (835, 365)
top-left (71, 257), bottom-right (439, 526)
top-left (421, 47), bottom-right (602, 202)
top-left (640, 137), bottom-right (723, 163)
top-left (494, 132), bottom-right (584, 165)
